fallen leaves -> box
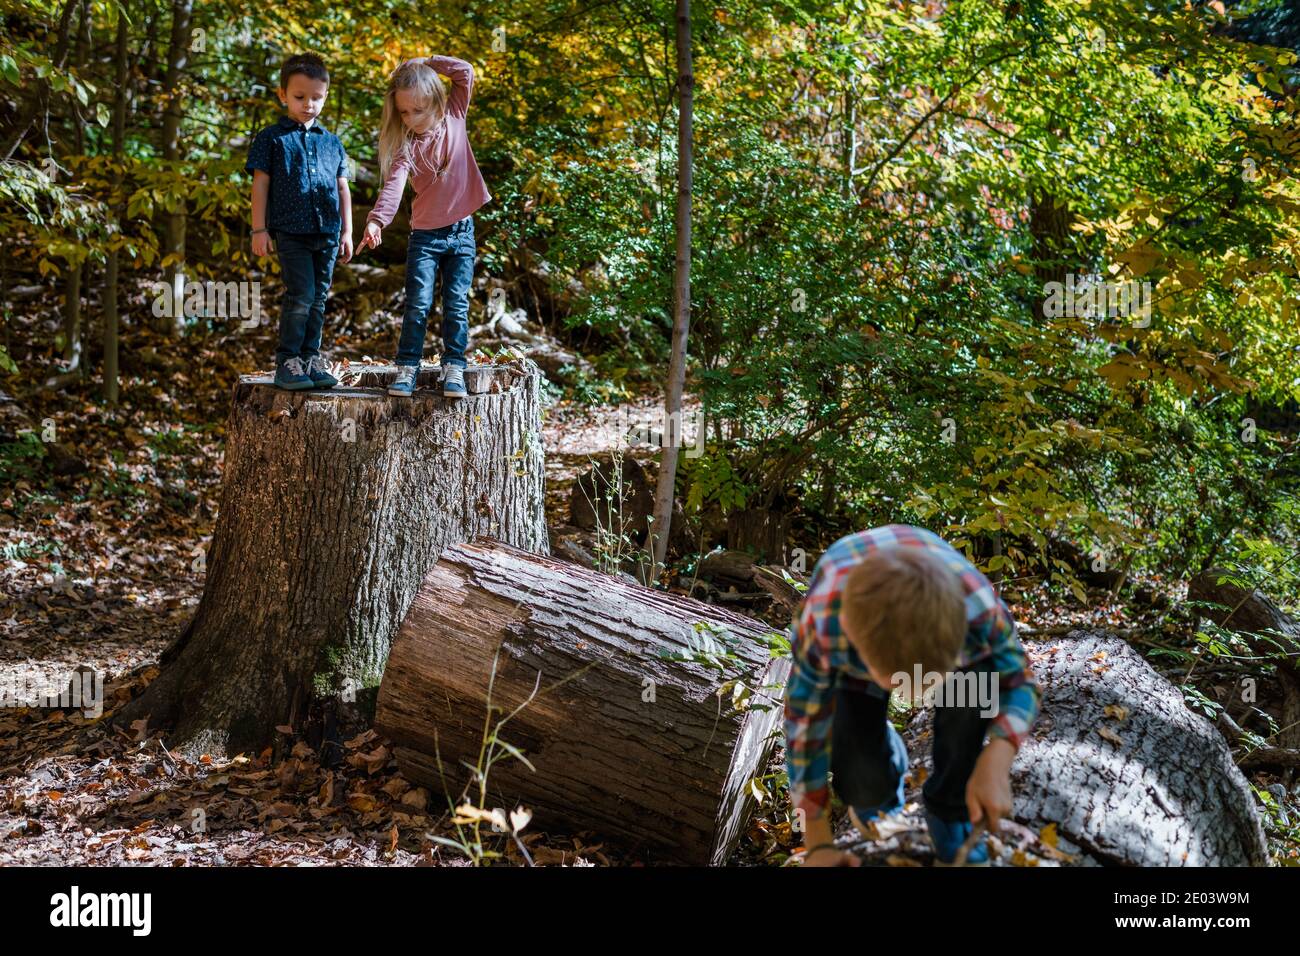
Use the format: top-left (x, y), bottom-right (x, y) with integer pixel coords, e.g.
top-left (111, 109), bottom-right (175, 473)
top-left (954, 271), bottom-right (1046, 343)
top-left (1097, 726), bottom-right (1124, 746)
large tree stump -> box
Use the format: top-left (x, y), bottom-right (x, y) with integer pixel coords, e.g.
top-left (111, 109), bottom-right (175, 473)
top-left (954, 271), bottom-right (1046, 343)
top-left (374, 540), bottom-right (791, 865)
top-left (907, 632), bottom-right (1267, 865)
top-left (115, 362), bottom-right (549, 757)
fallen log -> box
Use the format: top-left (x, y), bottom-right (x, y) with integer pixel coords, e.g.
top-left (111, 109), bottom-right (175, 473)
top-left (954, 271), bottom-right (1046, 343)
top-left (696, 550), bottom-right (804, 614)
top-left (1189, 568), bottom-right (1300, 754)
top-left (375, 540), bottom-right (791, 865)
top-left (1188, 568), bottom-right (1300, 640)
top-left (905, 632), bottom-right (1267, 865)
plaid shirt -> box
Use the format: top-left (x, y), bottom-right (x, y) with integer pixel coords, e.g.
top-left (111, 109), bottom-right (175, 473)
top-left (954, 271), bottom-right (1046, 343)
top-left (784, 525), bottom-right (1040, 819)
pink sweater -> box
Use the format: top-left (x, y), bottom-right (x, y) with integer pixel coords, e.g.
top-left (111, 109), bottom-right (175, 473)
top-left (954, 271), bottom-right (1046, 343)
top-left (367, 55), bottom-right (492, 231)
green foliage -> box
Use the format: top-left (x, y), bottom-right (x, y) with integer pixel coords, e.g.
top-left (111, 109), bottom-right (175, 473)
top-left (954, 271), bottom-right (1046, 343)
top-left (0, 431), bottom-right (47, 486)
top-left (1, 0), bottom-right (1295, 584)
top-left (680, 448), bottom-right (748, 515)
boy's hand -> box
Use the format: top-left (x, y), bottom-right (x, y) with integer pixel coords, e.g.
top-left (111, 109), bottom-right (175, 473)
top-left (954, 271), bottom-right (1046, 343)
top-left (339, 231), bottom-right (354, 263)
top-left (251, 231), bottom-right (272, 258)
top-left (797, 810), bottom-right (858, 866)
top-left (359, 221), bottom-right (382, 251)
top-left (965, 736), bottom-right (1015, 831)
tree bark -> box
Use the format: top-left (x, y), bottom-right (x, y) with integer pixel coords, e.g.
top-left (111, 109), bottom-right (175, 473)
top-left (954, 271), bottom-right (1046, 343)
top-left (114, 362), bottom-right (549, 758)
top-left (650, 0), bottom-right (694, 575)
top-left (102, 2), bottom-right (130, 407)
top-left (906, 632), bottom-right (1267, 865)
top-left (374, 539), bottom-right (791, 865)
top-left (157, 0), bottom-right (192, 335)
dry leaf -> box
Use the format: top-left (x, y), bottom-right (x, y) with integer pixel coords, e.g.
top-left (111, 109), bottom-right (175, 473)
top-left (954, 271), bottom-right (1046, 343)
top-left (347, 793), bottom-right (378, 813)
top-left (1039, 822), bottom-right (1058, 848)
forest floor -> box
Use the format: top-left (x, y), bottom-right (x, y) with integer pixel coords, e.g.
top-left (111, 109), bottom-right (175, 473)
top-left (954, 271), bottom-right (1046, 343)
top-left (0, 287), bottom-right (1292, 866)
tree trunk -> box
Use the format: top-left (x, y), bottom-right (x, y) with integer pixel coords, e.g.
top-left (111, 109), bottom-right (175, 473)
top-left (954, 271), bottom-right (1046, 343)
top-left (724, 508), bottom-right (790, 563)
top-left (43, 0), bottom-right (90, 389)
top-left (102, 2), bottom-right (130, 407)
top-left (904, 632), bottom-right (1267, 865)
top-left (1029, 189), bottom-right (1073, 321)
top-left (650, 0), bottom-right (694, 576)
top-left (157, 0), bottom-right (192, 335)
top-left (374, 540), bottom-right (791, 865)
top-left (114, 362), bottom-right (549, 758)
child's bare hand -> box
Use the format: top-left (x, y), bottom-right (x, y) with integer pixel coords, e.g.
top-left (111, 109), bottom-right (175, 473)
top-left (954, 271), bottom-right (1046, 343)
top-left (966, 738), bottom-right (1015, 831)
top-left (359, 221), bottom-right (382, 251)
top-left (251, 231), bottom-right (272, 257)
top-left (339, 232), bottom-right (354, 263)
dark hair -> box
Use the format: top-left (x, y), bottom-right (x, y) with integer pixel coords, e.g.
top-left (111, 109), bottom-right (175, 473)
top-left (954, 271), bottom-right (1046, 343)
top-left (280, 53), bottom-right (329, 90)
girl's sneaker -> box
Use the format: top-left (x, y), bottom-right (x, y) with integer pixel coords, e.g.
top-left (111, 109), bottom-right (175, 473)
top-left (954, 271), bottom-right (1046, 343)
top-left (442, 364), bottom-right (466, 398)
top-left (388, 365), bottom-right (417, 397)
top-left (305, 355), bottom-right (338, 388)
top-left (275, 357), bottom-right (313, 390)
top-left (925, 810), bottom-right (991, 866)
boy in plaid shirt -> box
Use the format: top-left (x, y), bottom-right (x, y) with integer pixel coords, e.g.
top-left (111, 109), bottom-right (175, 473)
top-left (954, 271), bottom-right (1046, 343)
top-left (784, 524), bottom-right (1040, 866)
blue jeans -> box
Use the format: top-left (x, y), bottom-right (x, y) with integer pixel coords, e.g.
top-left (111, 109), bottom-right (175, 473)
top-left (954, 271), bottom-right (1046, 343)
top-left (274, 231), bottom-right (339, 367)
top-left (831, 656), bottom-right (997, 823)
top-left (395, 216), bottom-right (474, 368)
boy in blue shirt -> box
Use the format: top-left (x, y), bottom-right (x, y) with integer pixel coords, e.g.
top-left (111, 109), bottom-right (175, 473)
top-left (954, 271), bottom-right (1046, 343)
top-left (246, 53), bottom-right (353, 390)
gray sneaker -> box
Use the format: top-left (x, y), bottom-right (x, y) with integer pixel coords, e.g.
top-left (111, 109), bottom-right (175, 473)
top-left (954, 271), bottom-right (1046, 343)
top-left (305, 354), bottom-right (338, 388)
top-left (442, 364), bottom-right (466, 398)
top-left (275, 356), bottom-right (313, 390)
top-left (388, 365), bottom-right (418, 397)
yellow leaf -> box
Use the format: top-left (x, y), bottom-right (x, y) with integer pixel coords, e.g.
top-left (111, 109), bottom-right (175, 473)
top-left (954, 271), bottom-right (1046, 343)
top-left (1040, 822), bottom-right (1059, 847)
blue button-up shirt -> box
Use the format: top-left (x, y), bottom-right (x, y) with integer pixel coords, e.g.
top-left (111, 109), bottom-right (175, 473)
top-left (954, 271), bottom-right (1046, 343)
top-left (245, 116), bottom-right (349, 236)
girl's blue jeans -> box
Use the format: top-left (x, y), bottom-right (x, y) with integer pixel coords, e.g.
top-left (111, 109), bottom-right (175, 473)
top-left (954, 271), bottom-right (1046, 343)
top-left (830, 656), bottom-right (997, 823)
top-left (395, 215), bottom-right (474, 369)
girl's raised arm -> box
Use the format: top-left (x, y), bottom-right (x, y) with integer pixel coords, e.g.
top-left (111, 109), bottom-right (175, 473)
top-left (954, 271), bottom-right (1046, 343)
top-left (425, 55), bottom-right (474, 119)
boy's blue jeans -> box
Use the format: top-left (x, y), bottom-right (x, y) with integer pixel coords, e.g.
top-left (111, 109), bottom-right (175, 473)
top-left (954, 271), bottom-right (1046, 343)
top-left (395, 215), bottom-right (474, 369)
top-left (274, 232), bottom-right (339, 368)
top-left (831, 656), bottom-right (997, 823)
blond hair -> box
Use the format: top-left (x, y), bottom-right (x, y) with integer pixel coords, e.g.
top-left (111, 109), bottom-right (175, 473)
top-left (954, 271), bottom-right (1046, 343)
top-left (839, 547), bottom-right (967, 679)
top-left (377, 60), bottom-right (449, 183)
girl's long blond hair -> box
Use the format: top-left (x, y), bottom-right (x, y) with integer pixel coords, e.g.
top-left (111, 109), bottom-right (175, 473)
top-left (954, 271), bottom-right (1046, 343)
top-left (377, 60), bottom-right (448, 183)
